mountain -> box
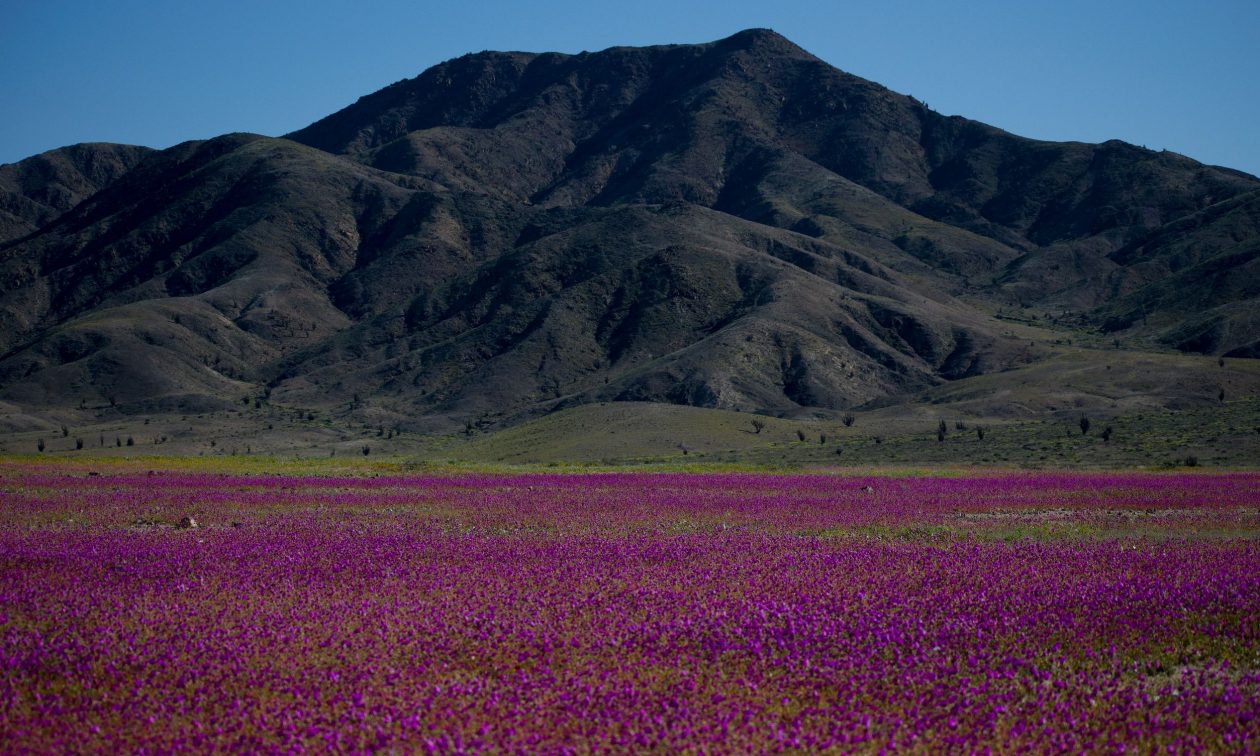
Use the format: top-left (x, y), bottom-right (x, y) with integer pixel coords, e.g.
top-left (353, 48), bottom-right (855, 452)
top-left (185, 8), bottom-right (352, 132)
top-left (0, 143), bottom-right (153, 244)
top-left (1, 29), bottom-right (1257, 433)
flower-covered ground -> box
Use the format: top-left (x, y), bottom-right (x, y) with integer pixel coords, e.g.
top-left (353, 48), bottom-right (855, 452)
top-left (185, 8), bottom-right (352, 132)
top-left (2, 467), bottom-right (1258, 751)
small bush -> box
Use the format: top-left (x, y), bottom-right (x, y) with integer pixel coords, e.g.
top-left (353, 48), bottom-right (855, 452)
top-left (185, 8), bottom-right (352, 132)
top-left (362, 445), bottom-right (371, 456)
top-left (795, 429), bottom-right (806, 442)
top-left (976, 426), bottom-right (986, 441)
top-left (751, 419), bottom-right (765, 434)
top-left (75, 438), bottom-right (84, 450)
top-left (1079, 416), bottom-right (1091, 436)
top-left (126, 437), bottom-right (134, 447)
top-left (37, 438), bottom-right (45, 453)
top-left (842, 414), bottom-right (856, 428)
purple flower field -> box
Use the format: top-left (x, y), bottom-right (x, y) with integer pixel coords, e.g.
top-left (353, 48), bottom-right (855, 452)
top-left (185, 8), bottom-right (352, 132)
top-left (2, 467), bottom-right (1259, 752)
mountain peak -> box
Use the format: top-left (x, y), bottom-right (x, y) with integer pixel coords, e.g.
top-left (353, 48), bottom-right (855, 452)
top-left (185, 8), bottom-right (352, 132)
top-left (718, 28), bottom-right (788, 46)
top-left (287, 29), bottom-right (825, 157)
top-left (714, 28), bottom-right (815, 58)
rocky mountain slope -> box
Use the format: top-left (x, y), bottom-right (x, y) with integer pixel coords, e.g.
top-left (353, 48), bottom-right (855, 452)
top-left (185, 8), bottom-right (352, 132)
top-left (1, 29), bottom-right (1256, 431)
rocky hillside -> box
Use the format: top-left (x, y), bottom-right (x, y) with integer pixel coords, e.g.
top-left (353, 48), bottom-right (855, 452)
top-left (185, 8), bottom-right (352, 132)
top-left (1, 29), bottom-right (1256, 430)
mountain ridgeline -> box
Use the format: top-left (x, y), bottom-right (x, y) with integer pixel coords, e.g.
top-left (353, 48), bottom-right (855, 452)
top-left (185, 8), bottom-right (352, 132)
top-left (2, 29), bottom-right (1258, 431)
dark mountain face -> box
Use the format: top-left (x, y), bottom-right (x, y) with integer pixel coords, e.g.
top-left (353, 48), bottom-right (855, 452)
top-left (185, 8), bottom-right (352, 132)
top-left (0, 143), bottom-right (153, 244)
top-left (1, 29), bottom-right (1257, 426)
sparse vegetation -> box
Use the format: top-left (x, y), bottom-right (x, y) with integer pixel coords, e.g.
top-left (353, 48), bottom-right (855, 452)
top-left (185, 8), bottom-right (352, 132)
top-left (0, 362), bottom-right (1257, 467)
top-left (1080, 416), bottom-right (1091, 436)
top-left (751, 419), bottom-right (765, 434)
top-left (843, 414), bottom-right (856, 428)
top-left (405, 395), bottom-right (1260, 468)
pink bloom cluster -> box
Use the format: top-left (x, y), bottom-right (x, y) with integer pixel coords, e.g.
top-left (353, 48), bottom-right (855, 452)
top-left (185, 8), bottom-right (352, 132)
top-left (2, 470), bottom-right (1258, 751)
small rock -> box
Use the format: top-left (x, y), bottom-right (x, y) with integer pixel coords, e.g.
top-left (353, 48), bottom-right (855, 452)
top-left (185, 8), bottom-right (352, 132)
top-left (231, 521), bottom-right (243, 529)
top-left (176, 516), bottom-right (198, 529)
top-left (860, 485), bottom-right (875, 493)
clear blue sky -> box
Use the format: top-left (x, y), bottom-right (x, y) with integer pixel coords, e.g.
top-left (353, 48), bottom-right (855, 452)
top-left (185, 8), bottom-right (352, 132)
top-left (3, 0), bottom-right (1258, 175)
